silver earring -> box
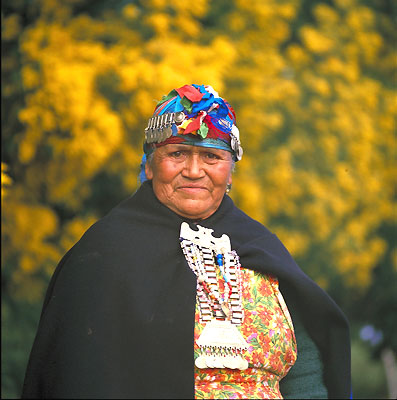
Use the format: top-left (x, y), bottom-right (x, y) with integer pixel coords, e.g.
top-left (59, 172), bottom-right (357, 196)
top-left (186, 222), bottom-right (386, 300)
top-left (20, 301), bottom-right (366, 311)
top-left (226, 183), bottom-right (232, 194)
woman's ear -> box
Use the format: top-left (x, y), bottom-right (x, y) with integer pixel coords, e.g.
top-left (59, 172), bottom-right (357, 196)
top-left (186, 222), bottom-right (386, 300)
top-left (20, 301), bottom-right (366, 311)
top-left (145, 160), bottom-right (153, 180)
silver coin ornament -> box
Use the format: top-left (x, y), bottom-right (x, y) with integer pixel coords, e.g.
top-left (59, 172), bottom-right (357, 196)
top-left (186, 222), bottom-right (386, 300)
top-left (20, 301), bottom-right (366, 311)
top-left (195, 356), bottom-right (207, 369)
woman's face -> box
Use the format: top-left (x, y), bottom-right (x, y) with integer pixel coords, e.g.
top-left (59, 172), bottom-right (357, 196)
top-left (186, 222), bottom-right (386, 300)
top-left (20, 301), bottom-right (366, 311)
top-left (145, 144), bottom-right (233, 220)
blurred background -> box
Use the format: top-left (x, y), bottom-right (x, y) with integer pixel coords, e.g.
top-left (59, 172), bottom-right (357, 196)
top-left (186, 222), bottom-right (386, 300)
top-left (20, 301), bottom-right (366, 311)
top-left (1, 0), bottom-right (396, 398)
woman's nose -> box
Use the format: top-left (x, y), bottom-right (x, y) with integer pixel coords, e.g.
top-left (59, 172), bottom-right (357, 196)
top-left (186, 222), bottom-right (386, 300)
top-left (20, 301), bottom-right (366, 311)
top-left (182, 154), bottom-right (205, 179)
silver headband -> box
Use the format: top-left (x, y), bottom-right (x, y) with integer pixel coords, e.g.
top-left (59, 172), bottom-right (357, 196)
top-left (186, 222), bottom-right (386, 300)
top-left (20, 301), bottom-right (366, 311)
top-left (144, 111), bottom-right (186, 144)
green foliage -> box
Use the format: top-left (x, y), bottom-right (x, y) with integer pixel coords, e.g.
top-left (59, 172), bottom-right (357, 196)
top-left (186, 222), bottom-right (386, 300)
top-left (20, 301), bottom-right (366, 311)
top-left (2, 298), bottom-right (42, 399)
top-left (351, 339), bottom-right (388, 399)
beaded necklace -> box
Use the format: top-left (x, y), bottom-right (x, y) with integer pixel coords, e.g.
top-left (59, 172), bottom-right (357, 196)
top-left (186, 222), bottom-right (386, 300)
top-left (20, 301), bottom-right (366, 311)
top-left (180, 222), bottom-right (248, 370)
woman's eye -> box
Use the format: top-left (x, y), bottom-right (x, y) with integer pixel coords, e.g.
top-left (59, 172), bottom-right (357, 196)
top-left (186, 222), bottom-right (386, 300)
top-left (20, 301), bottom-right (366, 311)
top-left (205, 152), bottom-right (219, 160)
top-left (170, 151), bottom-right (183, 158)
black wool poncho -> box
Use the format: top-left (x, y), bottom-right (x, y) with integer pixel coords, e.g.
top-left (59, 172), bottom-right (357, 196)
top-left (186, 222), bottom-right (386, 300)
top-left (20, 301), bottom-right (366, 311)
top-left (22, 181), bottom-right (351, 399)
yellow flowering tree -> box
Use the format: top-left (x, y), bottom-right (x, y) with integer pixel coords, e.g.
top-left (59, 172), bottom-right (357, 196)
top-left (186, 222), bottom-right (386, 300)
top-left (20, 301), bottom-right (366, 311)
top-left (224, 5), bottom-right (396, 392)
top-left (224, 0), bottom-right (395, 293)
top-left (2, 0), bottom-right (237, 301)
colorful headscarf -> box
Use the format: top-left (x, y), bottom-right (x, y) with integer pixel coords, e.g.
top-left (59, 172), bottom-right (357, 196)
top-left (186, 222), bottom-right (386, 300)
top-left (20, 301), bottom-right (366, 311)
top-left (140, 84), bottom-right (243, 183)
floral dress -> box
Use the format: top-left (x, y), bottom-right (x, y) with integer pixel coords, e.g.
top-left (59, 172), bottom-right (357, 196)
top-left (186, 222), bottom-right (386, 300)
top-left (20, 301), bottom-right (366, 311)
top-left (194, 269), bottom-right (297, 399)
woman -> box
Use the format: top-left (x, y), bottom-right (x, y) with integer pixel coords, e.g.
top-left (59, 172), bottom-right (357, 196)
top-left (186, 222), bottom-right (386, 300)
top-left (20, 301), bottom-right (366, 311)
top-left (22, 84), bottom-right (351, 399)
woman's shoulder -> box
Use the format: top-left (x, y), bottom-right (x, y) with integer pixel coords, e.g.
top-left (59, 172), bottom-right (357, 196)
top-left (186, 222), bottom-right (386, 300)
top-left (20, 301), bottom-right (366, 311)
top-left (72, 190), bottom-right (149, 248)
top-left (233, 206), bottom-right (271, 232)
top-left (223, 200), bottom-right (275, 241)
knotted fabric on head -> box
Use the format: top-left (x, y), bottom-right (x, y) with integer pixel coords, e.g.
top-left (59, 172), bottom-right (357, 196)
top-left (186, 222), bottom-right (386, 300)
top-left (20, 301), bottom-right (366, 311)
top-left (140, 84), bottom-right (243, 183)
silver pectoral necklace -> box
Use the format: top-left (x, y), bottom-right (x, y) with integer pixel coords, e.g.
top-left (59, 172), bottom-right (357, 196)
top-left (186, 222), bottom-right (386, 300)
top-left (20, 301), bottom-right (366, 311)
top-left (180, 222), bottom-right (249, 370)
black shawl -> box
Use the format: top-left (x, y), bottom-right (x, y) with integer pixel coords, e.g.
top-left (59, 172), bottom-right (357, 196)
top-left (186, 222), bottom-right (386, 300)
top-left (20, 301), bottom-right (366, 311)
top-left (22, 181), bottom-right (351, 399)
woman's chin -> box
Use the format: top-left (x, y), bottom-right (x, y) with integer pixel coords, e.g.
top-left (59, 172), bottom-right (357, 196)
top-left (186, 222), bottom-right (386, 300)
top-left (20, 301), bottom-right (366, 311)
top-left (172, 199), bottom-right (219, 220)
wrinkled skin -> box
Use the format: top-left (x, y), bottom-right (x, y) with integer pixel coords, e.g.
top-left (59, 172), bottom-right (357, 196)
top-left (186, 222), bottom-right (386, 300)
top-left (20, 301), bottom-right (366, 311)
top-left (145, 144), bottom-right (233, 220)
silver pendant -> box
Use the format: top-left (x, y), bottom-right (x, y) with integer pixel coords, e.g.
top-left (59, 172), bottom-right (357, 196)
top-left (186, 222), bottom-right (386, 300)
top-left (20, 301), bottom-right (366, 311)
top-left (195, 355), bottom-right (207, 369)
top-left (221, 303), bottom-right (232, 319)
top-left (195, 319), bottom-right (249, 370)
top-left (197, 319), bottom-right (248, 348)
top-left (238, 357), bottom-right (249, 370)
top-left (180, 223), bottom-right (248, 370)
top-left (212, 355), bottom-right (224, 369)
top-left (205, 354), bottom-right (216, 368)
top-left (223, 355), bottom-right (239, 369)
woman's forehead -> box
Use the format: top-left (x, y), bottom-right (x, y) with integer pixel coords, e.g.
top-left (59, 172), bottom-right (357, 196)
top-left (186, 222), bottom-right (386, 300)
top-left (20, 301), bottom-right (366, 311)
top-left (159, 143), bottom-right (232, 156)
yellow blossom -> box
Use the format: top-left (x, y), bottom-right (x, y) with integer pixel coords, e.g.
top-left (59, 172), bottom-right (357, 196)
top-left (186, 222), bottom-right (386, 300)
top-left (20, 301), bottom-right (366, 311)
top-left (300, 26), bottom-right (334, 54)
